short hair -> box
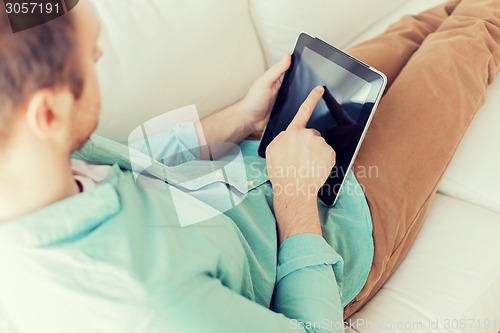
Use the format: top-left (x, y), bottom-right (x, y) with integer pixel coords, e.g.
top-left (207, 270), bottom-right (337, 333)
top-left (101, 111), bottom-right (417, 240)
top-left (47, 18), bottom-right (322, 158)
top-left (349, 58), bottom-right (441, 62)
top-left (0, 9), bottom-right (84, 145)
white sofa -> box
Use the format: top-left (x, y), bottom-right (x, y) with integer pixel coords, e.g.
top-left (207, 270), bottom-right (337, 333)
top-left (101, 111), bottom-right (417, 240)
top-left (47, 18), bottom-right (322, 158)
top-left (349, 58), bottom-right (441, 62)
top-left (91, 0), bottom-right (500, 331)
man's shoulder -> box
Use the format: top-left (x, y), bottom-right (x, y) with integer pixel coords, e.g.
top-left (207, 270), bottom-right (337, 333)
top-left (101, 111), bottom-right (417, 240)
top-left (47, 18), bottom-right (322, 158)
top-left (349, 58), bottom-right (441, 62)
top-left (72, 134), bottom-right (133, 170)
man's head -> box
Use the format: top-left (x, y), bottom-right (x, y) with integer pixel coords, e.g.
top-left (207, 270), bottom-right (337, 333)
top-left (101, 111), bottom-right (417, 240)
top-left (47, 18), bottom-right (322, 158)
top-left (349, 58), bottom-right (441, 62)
top-left (0, 0), bottom-right (102, 154)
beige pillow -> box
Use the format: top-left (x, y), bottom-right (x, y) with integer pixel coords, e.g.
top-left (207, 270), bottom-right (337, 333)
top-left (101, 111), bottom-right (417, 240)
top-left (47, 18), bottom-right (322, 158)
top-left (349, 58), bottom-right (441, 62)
top-left (91, 0), bottom-right (266, 142)
top-left (249, 0), bottom-right (409, 67)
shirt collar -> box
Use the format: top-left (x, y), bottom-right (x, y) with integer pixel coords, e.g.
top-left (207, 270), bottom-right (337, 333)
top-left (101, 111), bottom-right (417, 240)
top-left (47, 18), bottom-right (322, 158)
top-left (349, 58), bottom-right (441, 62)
top-left (0, 168), bottom-right (121, 248)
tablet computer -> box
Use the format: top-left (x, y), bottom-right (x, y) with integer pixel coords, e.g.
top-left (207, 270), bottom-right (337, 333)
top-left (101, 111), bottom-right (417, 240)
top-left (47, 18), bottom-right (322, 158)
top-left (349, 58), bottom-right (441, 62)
top-left (258, 32), bottom-right (387, 206)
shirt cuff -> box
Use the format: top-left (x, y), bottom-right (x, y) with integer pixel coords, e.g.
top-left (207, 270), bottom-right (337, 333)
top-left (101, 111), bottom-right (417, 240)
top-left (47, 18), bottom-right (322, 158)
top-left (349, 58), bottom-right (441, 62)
top-left (276, 233), bottom-right (344, 285)
top-left (170, 122), bottom-right (202, 160)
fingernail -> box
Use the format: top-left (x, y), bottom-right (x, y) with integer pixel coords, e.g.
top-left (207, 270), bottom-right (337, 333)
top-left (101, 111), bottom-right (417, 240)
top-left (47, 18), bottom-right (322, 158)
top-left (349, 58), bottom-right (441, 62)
top-left (315, 86), bottom-right (324, 92)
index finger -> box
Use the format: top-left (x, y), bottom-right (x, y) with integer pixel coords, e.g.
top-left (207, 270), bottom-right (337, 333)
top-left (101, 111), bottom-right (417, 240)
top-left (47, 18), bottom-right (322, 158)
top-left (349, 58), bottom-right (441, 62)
top-left (288, 86), bottom-right (324, 129)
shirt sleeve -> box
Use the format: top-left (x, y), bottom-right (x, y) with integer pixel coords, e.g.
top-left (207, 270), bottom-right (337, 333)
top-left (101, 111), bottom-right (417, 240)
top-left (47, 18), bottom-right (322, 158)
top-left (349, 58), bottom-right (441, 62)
top-left (141, 233), bottom-right (346, 333)
top-left (274, 233), bottom-right (346, 331)
top-left (127, 122), bottom-right (202, 166)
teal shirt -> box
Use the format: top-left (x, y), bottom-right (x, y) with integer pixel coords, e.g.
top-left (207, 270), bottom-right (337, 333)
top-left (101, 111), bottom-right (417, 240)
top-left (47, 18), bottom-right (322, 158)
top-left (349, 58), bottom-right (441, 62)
top-left (0, 128), bottom-right (374, 333)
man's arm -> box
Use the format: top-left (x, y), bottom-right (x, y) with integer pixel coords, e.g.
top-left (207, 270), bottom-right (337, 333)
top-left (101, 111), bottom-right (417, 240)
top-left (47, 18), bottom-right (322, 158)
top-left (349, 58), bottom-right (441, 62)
top-left (129, 54), bottom-right (290, 163)
top-left (264, 87), bottom-right (346, 330)
top-left (194, 101), bottom-right (256, 159)
top-left (265, 86), bottom-right (335, 244)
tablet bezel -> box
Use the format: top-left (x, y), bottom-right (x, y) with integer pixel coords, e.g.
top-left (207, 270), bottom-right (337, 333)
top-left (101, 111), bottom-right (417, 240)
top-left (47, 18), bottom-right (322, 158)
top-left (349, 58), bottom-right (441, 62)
top-left (258, 32), bottom-right (387, 206)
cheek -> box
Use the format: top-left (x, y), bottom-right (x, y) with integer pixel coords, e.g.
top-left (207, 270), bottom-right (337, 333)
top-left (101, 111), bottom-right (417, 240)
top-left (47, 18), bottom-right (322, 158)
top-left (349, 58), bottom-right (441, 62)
top-left (75, 63), bottom-right (102, 117)
top-left (86, 68), bottom-right (102, 112)
top-left (70, 75), bottom-right (101, 136)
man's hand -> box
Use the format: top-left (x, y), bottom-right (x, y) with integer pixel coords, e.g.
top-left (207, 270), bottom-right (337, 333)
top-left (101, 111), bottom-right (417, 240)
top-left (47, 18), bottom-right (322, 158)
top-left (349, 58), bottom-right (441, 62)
top-left (196, 54), bottom-right (291, 157)
top-left (240, 54), bottom-right (291, 134)
top-left (266, 86), bottom-right (336, 199)
top-left (265, 86), bottom-right (336, 244)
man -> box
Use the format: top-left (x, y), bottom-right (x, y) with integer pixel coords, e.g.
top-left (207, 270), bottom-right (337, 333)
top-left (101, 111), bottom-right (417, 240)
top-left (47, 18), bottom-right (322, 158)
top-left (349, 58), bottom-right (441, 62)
top-left (0, 1), bottom-right (355, 332)
top-left (1, 0), bottom-right (499, 332)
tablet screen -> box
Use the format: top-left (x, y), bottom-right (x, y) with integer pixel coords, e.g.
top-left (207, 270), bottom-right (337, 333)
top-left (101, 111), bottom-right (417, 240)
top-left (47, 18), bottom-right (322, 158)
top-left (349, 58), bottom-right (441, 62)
top-left (258, 34), bottom-right (386, 206)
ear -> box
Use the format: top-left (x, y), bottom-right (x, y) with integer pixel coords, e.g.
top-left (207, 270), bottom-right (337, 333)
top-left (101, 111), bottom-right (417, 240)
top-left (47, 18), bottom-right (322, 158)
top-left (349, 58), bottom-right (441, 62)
top-left (25, 88), bottom-right (74, 139)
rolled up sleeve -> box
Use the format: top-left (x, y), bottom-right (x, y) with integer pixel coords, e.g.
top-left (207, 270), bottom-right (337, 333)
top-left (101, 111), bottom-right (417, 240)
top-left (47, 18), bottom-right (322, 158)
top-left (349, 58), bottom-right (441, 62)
top-left (274, 233), bottom-right (346, 332)
top-left (128, 123), bottom-right (201, 166)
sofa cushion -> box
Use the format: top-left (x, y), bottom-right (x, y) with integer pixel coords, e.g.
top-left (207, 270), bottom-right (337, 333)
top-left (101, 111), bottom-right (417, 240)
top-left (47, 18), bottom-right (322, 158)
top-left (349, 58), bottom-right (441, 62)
top-left (344, 0), bottom-right (500, 215)
top-left (248, 0), bottom-right (409, 67)
top-left (345, 194), bottom-right (500, 331)
top-left (91, 0), bottom-right (266, 142)
top-left (438, 79), bottom-right (500, 215)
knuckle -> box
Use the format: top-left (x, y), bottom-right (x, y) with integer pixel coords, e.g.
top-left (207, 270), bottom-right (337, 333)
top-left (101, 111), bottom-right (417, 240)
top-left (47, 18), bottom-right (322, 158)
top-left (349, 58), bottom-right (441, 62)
top-left (303, 128), bottom-right (316, 140)
top-left (304, 128), bottom-right (314, 135)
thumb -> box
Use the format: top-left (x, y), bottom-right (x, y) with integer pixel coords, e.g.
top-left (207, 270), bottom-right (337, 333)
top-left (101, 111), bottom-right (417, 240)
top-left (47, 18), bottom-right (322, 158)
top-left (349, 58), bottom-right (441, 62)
top-left (262, 53), bottom-right (291, 83)
top-left (288, 86), bottom-right (324, 129)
